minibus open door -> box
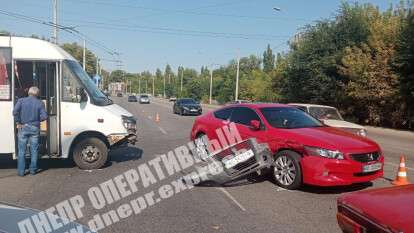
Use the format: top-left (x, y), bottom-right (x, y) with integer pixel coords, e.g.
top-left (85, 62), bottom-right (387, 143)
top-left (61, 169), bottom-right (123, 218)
top-left (12, 60), bottom-right (60, 158)
top-left (36, 61), bottom-right (60, 156)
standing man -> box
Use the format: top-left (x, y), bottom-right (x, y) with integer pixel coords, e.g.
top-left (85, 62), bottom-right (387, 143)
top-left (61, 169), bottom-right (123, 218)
top-left (13, 86), bottom-right (47, 176)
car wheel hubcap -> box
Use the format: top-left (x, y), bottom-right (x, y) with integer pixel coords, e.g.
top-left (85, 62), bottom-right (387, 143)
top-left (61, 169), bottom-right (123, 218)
top-left (81, 145), bottom-right (100, 163)
top-left (274, 155), bottom-right (296, 186)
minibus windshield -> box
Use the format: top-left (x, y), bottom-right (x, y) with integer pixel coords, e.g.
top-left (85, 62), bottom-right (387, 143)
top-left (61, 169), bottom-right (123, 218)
top-left (65, 60), bottom-right (112, 106)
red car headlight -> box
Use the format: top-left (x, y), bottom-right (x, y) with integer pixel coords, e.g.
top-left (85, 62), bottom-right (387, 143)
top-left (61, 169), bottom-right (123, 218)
top-left (304, 146), bottom-right (344, 160)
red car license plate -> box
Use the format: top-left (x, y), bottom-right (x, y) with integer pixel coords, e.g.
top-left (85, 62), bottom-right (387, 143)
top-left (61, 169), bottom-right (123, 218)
top-left (362, 163), bottom-right (382, 173)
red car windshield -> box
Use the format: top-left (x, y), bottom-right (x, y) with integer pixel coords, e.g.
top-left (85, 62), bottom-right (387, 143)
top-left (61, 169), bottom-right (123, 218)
top-left (260, 107), bottom-right (323, 129)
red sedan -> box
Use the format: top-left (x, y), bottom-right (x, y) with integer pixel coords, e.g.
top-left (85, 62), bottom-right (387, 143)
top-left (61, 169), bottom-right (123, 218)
top-left (190, 103), bottom-right (384, 189)
top-left (337, 185), bottom-right (414, 233)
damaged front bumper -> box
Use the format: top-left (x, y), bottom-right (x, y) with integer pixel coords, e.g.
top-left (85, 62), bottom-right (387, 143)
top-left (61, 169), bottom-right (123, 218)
top-left (186, 138), bottom-right (273, 185)
top-left (108, 129), bottom-right (137, 147)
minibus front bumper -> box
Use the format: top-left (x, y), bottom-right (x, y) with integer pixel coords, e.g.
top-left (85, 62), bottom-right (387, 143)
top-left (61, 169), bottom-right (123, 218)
top-left (108, 115), bottom-right (138, 147)
top-left (108, 131), bottom-right (137, 147)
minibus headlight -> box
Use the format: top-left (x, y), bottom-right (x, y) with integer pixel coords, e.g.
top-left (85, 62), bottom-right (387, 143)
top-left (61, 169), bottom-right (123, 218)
top-left (304, 146), bottom-right (344, 160)
top-left (122, 115), bottom-right (136, 130)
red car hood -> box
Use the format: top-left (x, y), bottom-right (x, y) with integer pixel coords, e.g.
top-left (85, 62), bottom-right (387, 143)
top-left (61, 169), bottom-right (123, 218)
top-left (271, 127), bottom-right (378, 152)
top-left (338, 185), bottom-right (414, 232)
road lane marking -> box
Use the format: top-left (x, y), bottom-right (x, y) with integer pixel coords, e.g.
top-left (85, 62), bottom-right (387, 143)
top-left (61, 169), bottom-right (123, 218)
top-left (385, 162), bottom-right (414, 171)
top-left (275, 186), bottom-right (293, 192)
top-left (158, 126), bottom-right (168, 135)
top-left (216, 187), bottom-right (246, 211)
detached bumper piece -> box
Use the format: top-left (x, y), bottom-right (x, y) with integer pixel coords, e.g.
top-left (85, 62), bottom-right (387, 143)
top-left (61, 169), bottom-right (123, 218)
top-left (188, 138), bottom-right (273, 185)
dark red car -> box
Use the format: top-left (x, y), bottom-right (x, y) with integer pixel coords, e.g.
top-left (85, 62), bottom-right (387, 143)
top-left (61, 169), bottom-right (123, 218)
top-left (190, 103), bottom-right (384, 189)
top-left (337, 185), bottom-right (414, 233)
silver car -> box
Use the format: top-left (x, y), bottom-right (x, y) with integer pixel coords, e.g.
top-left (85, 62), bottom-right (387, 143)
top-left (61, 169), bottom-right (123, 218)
top-left (288, 103), bottom-right (367, 137)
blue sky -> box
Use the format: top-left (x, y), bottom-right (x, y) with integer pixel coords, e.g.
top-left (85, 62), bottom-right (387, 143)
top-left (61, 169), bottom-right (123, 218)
top-left (1, 0), bottom-right (396, 73)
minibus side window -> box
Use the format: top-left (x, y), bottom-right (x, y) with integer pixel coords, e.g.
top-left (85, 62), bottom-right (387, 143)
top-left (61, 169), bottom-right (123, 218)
top-left (62, 62), bottom-right (82, 103)
top-left (0, 47), bottom-right (12, 101)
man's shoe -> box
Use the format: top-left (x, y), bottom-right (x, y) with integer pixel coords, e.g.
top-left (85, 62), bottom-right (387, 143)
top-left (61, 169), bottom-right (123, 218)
top-left (29, 171), bottom-right (36, 175)
top-left (18, 173), bottom-right (25, 177)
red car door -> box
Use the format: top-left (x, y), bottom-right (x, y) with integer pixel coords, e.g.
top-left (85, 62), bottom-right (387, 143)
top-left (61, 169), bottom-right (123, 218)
top-left (203, 107), bottom-right (234, 150)
top-left (228, 106), bottom-right (268, 144)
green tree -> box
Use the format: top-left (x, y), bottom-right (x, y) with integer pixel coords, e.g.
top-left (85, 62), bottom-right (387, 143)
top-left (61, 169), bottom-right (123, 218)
top-left (395, 5), bottom-right (414, 127)
top-left (61, 43), bottom-right (97, 76)
top-left (155, 68), bottom-right (163, 96)
top-left (263, 44), bottom-right (275, 73)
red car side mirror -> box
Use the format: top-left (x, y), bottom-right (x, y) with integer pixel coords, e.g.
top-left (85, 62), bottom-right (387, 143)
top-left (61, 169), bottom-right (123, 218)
top-left (250, 120), bottom-right (261, 130)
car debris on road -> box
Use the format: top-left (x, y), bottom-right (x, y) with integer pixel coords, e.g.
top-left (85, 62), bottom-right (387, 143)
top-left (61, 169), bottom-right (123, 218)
top-left (183, 138), bottom-right (273, 185)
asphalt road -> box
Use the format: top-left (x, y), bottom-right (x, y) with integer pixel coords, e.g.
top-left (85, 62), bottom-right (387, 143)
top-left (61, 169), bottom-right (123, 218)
top-left (0, 97), bottom-right (413, 233)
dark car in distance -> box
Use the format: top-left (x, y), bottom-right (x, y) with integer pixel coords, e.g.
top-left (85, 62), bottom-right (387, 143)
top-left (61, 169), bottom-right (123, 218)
top-left (116, 92), bottom-right (123, 97)
top-left (128, 95), bottom-right (138, 102)
top-left (173, 98), bottom-right (202, 115)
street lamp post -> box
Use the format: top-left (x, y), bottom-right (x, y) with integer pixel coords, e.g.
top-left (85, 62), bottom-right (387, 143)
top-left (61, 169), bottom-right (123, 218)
top-left (152, 76), bottom-right (155, 96)
top-left (163, 73), bottom-right (166, 98)
top-left (209, 69), bottom-right (213, 104)
top-left (235, 51), bottom-right (240, 102)
top-left (138, 76), bottom-right (141, 94)
top-left (209, 64), bottom-right (220, 105)
top-left (82, 39), bottom-right (86, 71)
top-left (180, 67), bottom-right (183, 95)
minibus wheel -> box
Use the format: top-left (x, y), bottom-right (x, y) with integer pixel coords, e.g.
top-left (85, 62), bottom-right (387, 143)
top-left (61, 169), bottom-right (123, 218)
top-left (73, 137), bottom-right (108, 170)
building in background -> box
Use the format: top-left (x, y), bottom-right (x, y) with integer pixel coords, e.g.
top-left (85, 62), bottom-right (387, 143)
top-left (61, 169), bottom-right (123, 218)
top-left (108, 82), bottom-right (125, 96)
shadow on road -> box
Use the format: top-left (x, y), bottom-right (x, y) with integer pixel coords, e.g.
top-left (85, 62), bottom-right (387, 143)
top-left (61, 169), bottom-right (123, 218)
top-left (298, 182), bottom-right (373, 194)
top-left (0, 146), bottom-right (143, 173)
top-left (196, 172), bottom-right (269, 187)
top-left (196, 171), bottom-right (373, 194)
top-left (105, 146), bottom-right (143, 167)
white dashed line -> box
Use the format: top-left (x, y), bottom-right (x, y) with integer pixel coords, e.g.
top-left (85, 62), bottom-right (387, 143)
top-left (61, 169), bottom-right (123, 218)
top-left (158, 126), bottom-right (168, 135)
top-left (216, 187), bottom-right (246, 212)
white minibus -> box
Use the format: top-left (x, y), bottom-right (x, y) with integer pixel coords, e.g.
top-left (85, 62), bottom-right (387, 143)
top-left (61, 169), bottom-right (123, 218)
top-left (0, 36), bottom-right (137, 169)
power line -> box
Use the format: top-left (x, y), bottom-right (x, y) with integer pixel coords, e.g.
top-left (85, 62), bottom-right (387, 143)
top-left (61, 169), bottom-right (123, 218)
top-left (0, 9), bottom-right (117, 55)
top-left (64, 0), bottom-right (312, 22)
top-left (61, 19), bottom-right (290, 40)
top-left (74, 25), bottom-right (288, 40)
top-left (115, 0), bottom-right (251, 22)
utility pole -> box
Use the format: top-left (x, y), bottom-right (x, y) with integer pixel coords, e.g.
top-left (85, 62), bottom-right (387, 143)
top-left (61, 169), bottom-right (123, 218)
top-left (138, 76), bottom-right (141, 94)
top-left (82, 39), bottom-right (86, 71)
top-left (145, 80), bottom-right (148, 93)
top-left (235, 50), bottom-right (240, 101)
top-left (152, 76), bottom-right (155, 97)
top-left (209, 69), bottom-right (213, 105)
top-left (53, 0), bottom-right (58, 44)
top-left (96, 57), bottom-right (99, 75)
top-left (180, 67), bottom-right (183, 94)
top-left (125, 76), bottom-right (127, 94)
top-left (163, 73), bottom-right (166, 98)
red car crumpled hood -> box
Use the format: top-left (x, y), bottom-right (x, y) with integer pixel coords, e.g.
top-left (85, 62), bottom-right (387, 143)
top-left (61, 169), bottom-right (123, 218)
top-left (271, 126), bottom-right (378, 152)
